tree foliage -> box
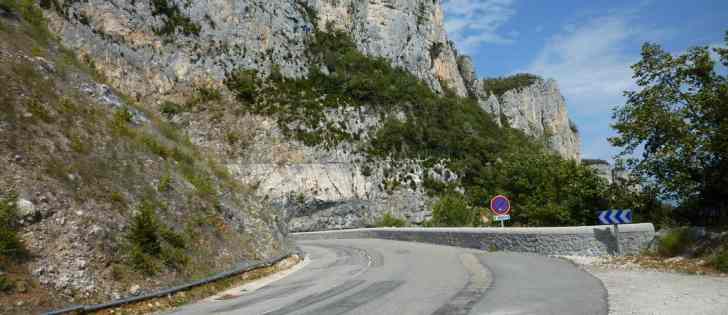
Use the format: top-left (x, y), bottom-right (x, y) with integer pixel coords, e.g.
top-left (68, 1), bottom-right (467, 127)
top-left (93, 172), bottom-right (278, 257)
top-left (610, 31), bottom-right (728, 225)
top-left (481, 73), bottom-right (542, 97)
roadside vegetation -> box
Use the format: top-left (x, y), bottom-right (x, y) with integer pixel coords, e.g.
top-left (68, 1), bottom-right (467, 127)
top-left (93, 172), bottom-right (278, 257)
top-left (590, 30), bottom-right (728, 273)
top-left (376, 213), bottom-right (407, 228)
top-left (610, 31), bottom-right (728, 228)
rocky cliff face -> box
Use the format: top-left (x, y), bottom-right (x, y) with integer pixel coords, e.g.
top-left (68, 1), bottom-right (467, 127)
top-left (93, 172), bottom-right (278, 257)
top-left (45, 0), bottom-right (469, 99)
top-left (40, 0), bottom-right (581, 233)
top-left (474, 79), bottom-right (581, 160)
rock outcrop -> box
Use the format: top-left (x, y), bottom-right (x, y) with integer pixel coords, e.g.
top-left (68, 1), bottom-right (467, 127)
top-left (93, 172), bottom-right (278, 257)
top-left (40, 0), bottom-right (581, 233)
top-left (583, 159), bottom-right (632, 185)
top-left (45, 0), bottom-right (470, 99)
top-left (474, 79), bottom-right (581, 160)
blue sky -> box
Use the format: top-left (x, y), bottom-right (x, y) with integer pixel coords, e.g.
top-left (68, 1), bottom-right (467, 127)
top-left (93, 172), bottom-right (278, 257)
top-left (442, 0), bottom-right (728, 161)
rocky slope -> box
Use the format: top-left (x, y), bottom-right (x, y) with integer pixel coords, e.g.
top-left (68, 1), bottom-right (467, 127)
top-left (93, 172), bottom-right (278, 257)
top-left (0, 5), bottom-right (288, 313)
top-left (37, 0), bottom-right (581, 234)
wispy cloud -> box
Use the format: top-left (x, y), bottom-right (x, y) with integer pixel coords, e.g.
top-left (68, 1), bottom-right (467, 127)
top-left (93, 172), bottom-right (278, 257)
top-left (524, 15), bottom-right (639, 108)
top-left (442, 0), bottom-right (516, 53)
top-left (519, 13), bottom-right (655, 160)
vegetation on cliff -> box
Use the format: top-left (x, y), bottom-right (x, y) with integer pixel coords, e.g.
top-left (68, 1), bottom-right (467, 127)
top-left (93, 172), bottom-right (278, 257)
top-left (481, 73), bottom-right (542, 97)
top-left (225, 22), bottom-right (642, 228)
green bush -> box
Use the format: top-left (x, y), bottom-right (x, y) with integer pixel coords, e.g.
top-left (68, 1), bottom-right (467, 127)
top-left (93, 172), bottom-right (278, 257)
top-left (1, 0), bottom-right (49, 39)
top-left (431, 194), bottom-right (476, 227)
top-left (158, 170), bottom-right (172, 192)
top-left (111, 108), bottom-right (134, 136)
top-left (160, 101), bottom-right (183, 117)
top-left (150, 0), bottom-right (201, 37)
top-left (28, 99), bottom-right (52, 123)
top-left (657, 228), bottom-right (694, 257)
top-left (0, 195), bottom-right (25, 260)
top-left (126, 201), bottom-right (188, 274)
top-left (481, 73), bottom-right (542, 97)
top-left (128, 244), bottom-right (160, 275)
top-left (711, 247), bottom-right (728, 273)
top-left (139, 134), bottom-right (171, 159)
top-left (128, 201), bottom-right (162, 257)
top-left (377, 213), bottom-right (406, 227)
top-left (195, 87), bottom-right (222, 103)
top-left (0, 275), bottom-right (12, 292)
top-left (225, 69), bottom-right (258, 103)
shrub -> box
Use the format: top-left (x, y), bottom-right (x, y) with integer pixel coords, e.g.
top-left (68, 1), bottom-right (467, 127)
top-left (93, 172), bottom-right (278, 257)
top-left (195, 87), bottom-right (222, 103)
top-left (656, 227), bottom-right (694, 257)
top-left (160, 101), bottom-right (183, 117)
top-left (28, 99), bottom-right (52, 123)
top-left (139, 134), bottom-right (171, 159)
top-left (225, 69), bottom-right (258, 103)
top-left (128, 201), bottom-right (162, 257)
top-left (0, 275), bottom-right (12, 292)
top-left (110, 191), bottom-right (125, 205)
top-left (225, 131), bottom-right (240, 145)
top-left (111, 108), bottom-right (134, 136)
top-left (126, 201), bottom-right (188, 273)
top-left (150, 0), bottom-right (201, 37)
top-left (377, 212), bottom-right (406, 227)
top-left (158, 170), bottom-right (172, 192)
top-left (481, 73), bottom-right (542, 97)
top-left (711, 247), bottom-right (728, 273)
top-left (431, 194), bottom-right (476, 227)
top-left (128, 244), bottom-right (160, 275)
top-left (0, 194), bottom-right (25, 260)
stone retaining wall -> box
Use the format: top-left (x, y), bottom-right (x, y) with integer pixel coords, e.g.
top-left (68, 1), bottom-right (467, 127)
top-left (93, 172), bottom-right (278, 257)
top-left (292, 224), bottom-right (655, 256)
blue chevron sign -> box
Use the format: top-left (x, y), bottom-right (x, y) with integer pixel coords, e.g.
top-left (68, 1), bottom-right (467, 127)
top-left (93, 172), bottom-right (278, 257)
top-left (598, 209), bottom-right (632, 225)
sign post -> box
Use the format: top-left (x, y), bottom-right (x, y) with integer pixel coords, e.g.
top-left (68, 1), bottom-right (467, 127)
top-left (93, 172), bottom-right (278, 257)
top-left (490, 195), bottom-right (511, 228)
top-left (597, 209), bottom-right (632, 255)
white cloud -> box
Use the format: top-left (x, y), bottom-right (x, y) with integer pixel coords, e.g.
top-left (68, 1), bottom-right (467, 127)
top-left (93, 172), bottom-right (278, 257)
top-left (442, 0), bottom-right (516, 53)
top-left (524, 15), bottom-right (639, 109)
top-left (520, 14), bottom-right (647, 160)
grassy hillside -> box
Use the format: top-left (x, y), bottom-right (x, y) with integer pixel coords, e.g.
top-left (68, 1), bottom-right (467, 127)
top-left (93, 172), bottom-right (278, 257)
top-left (0, 2), bottom-right (284, 313)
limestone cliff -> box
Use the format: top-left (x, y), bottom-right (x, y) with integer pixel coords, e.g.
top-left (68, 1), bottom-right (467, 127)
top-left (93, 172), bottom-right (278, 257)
top-left (38, 0), bottom-right (581, 233)
top-left (45, 0), bottom-right (469, 99)
top-left (474, 79), bottom-right (581, 160)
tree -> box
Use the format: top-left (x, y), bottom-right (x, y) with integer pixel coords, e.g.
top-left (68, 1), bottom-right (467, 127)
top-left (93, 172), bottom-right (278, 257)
top-left (609, 31), bottom-right (728, 225)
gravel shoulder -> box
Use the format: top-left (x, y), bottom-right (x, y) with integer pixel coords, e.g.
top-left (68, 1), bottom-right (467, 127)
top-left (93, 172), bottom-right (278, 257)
top-left (562, 256), bottom-right (728, 315)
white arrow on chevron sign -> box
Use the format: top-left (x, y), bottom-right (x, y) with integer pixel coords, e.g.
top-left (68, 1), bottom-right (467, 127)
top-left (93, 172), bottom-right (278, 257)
top-left (598, 211), bottom-right (610, 224)
top-left (609, 210), bottom-right (619, 224)
top-left (618, 209), bottom-right (632, 224)
top-left (598, 209), bottom-right (632, 224)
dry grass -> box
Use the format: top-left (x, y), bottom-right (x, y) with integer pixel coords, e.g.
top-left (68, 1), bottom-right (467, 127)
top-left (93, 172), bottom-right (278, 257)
top-left (605, 255), bottom-right (728, 276)
top-left (92, 255), bottom-right (302, 315)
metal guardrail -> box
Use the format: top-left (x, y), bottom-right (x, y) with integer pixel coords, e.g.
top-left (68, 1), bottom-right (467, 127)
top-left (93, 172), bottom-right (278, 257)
top-left (43, 248), bottom-right (303, 315)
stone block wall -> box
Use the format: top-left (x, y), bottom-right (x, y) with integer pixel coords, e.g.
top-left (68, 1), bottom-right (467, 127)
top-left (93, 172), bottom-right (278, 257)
top-left (292, 224), bottom-right (656, 256)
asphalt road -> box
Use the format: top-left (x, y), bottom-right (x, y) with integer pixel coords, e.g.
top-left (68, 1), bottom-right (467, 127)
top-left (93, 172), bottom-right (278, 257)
top-left (167, 239), bottom-right (607, 315)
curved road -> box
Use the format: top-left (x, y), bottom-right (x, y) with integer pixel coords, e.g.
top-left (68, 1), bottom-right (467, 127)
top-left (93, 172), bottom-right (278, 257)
top-left (168, 239), bottom-right (607, 315)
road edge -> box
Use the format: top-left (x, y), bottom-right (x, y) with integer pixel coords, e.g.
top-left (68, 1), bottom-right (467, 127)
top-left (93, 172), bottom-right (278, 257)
top-left (42, 249), bottom-right (305, 315)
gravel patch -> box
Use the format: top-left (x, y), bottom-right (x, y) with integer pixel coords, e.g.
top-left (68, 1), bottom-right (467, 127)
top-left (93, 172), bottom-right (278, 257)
top-left (561, 256), bottom-right (728, 315)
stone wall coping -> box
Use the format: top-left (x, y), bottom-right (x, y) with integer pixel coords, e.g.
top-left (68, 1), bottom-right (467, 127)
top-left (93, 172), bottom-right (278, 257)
top-left (293, 223), bottom-right (655, 235)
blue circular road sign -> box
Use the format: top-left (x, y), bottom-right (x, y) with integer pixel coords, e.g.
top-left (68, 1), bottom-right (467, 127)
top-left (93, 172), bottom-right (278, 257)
top-left (490, 195), bottom-right (511, 216)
